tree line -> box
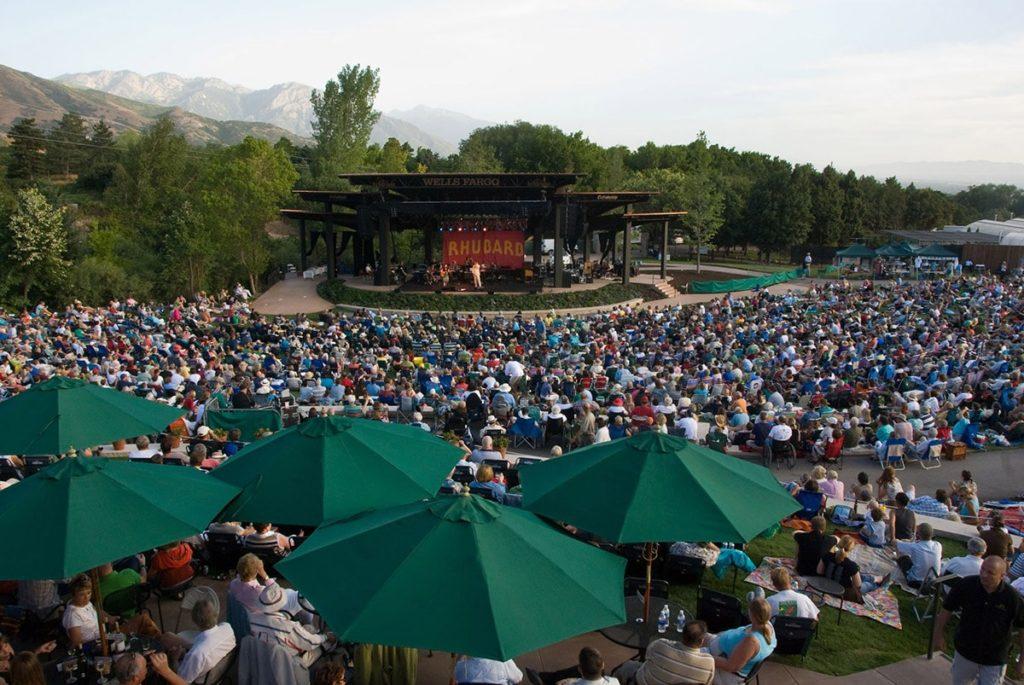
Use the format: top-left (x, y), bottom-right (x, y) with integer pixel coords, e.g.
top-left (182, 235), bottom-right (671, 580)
top-left (1, 63), bottom-right (1022, 306)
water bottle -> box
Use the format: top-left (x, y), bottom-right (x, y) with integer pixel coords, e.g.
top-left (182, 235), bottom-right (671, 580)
top-left (791, 578), bottom-right (799, 591)
top-left (675, 609), bottom-right (687, 632)
top-left (657, 605), bottom-right (669, 633)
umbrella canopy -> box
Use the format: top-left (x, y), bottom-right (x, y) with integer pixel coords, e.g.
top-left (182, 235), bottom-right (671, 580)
top-left (521, 432), bottom-right (800, 543)
top-left (0, 457), bottom-right (240, 580)
top-left (212, 415), bottom-right (464, 526)
top-left (0, 376), bottom-right (185, 455)
top-left (276, 494), bottom-right (626, 660)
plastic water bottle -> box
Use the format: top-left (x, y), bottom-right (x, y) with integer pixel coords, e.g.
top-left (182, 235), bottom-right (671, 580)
top-left (675, 609), bottom-right (687, 632)
top-left (657, 605), bottom-right (670, 633)
top-left (791, 578), bottom-right (799, 591)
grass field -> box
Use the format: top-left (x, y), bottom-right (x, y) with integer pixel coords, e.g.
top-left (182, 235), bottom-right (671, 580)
top-left (661, 528), bottom-right (967, 676)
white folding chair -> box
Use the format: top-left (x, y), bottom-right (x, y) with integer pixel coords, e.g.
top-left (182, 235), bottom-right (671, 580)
top-left (885, 443), bottom-right (906, 471)
top-left (920, 442), bottom-right (942, 470)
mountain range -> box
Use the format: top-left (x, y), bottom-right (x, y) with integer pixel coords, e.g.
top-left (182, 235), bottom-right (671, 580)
top-left (856, 161), bottom-right (1024, 193)
top-left (0, 64), bottom-right (304, 146)
top-left (54, 70), bottom-right (493, 154)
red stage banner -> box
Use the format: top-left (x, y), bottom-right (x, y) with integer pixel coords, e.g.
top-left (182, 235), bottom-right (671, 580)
top-left (442, 231), bottom-right (525, 268)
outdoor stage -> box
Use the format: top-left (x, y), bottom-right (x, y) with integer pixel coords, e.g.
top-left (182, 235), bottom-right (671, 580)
top-left (341, 274), bottom-right (615, 295)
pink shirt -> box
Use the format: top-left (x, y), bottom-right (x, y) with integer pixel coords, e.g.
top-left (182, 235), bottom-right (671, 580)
top-left (228, 577), bottom-right (276, 613)
top-left (819, 478), bottom-right (845, 500)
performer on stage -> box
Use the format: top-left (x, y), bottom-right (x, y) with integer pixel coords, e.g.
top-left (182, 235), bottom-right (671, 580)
top-left (469, 259), bottom-right (482, 290)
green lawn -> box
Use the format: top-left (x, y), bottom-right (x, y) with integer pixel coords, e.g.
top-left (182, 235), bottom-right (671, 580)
top-left (662, 528), bottom-right (966, 676)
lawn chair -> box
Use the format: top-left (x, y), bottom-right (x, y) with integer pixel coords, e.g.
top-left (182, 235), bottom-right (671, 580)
top-left (624, 577), bottom-right (669, 601)
top-left (176, 586), bottom-right (220, 632)
top-left (822, 435), bottom-right (845, 469)
top-left (696, 587), bottom-right (745, 633)
top-left (204, 532), bottom-right (244, 579)
top-left (452, 464), bottom-right (475, 485)
top-left (794, 489), bottom-right (826, 520)
top-left (884, 440), bottom-right (907, 470)
top-left (912, 570), bottom-right (957, 623)
top-left (913, 440), bottom-right (943, 470)
top-left (508, 416), bottom-right (542, 449)
top-left (771, 616), bottom-right (818, 660)
top-left (706, 430), bottom-right (728, 453)
top-left (664, 554), bottom-right (706, 585)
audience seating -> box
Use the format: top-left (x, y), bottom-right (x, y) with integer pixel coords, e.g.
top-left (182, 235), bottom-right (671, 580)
top-left (771, 615), bottom-right (818, 660)
top-left (696, 587), bottom-right (745, 633)
top-left (664, 554), bottom-right (706, 585)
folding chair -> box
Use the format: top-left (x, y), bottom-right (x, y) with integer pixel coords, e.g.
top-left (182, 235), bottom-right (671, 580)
top-left (664, 554), bottom-right (706, 585)
top-left (885, 440), bottom-right (907, 471)
top-left (452, 464), bottom-right (475, 485)
top-left (771, 616), bottom-right (818, 660)
top-left (176, 586), bottom-right (220, 632)
top-left (696, 587), bottom-right (745, 633)
top-left (913, 570), bottom-right (957, 623)
top-left (624, 576), bottom-right (669, 601)
top-left (919, 441), bottom-right (942, 470)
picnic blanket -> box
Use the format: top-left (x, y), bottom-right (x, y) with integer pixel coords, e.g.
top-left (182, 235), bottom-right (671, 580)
top-left (744, 552), bottom-right (903, 629)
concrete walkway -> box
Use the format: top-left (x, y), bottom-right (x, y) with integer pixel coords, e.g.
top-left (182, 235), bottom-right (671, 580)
top-left (251, 275), bottom-right (334, 315)
top-left (412, 635), bottom-right (955, 684)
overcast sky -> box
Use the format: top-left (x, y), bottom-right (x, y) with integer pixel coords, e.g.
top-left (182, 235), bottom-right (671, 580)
top-left (3, 0), bottom-right (1022, 169)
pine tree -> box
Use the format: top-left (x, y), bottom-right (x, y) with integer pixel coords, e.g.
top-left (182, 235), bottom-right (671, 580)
top-left (47, 112), bottom-right (87, 176)
top-left (78, 119), bottom-right (118, 190)
top-left (6, 118), bottom-right (46, 181)
top-left (5, 188), bottom-right (71, 300)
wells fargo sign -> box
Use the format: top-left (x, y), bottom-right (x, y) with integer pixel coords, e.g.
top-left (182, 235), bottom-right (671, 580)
top-left (442, 230), bottom-right (525, 268)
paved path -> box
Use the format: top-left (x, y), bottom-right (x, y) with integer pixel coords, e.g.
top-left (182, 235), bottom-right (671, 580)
top-left (744, 446), bottom-right (1024, 502)
top-left (251, 276), bottom-right (333, 315)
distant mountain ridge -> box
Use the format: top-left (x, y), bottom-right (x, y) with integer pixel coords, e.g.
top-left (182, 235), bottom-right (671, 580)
top-left (857, 161), bottom-right (1024, 193)
top-left (55, 70), bottom-right (492, 154)
top-left (0, 64), bottom-right (306, 146)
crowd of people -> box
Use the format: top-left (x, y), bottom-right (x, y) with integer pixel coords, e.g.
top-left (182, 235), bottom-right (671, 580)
top-left (3, 271), bottom-right (1024, 683)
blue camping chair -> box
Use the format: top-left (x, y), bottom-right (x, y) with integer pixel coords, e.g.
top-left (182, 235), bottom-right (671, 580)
top-left (508, 416), bottom-right (542, 449)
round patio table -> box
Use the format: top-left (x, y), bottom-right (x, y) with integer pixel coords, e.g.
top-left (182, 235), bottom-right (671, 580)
top-left (600, 596), bottom-right (689, 656)
top-left (804, 576), bottom-right (846, 623)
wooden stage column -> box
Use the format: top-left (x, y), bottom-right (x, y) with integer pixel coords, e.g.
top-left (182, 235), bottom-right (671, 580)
top-left (376, 210), bottom-right (392, 286)
top-left (299, 219), bottom-right (308, 274)
top-left (661, 219), bottom-right (669, 280)
top-left (622, 205), bottom-right (632, 286)
top-left (323, 201), bottom-right (336, 280)
top-left (553, 203), bottom-right (565, 288)
top-left (424, 226), bottom-right (433, 265)
top-left (532, 220), bottom-right (542, 289)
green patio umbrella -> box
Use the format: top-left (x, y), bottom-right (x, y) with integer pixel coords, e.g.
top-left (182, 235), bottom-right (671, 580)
top-left (276, 493), bottom-right (626, 660)
top-left (521, 432), bottom-right (799, 543)
top-left (521, 432), bottom-right (800, 621)
top-left (0, 376), bottom-right (185, 455)
top-left (211, 415), bottom-right (464, 526)
top-left (0, 457), bottom-right (240, 580)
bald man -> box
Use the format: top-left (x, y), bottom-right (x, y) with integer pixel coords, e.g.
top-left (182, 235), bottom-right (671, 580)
top-left (934, 556), bottom-right (1024, 683)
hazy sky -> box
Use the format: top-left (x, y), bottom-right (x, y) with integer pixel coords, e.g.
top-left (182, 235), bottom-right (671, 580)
top-left (3, 0), bottom-right (1023, 169)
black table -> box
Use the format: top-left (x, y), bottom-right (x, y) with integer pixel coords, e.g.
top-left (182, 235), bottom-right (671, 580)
top-left (804, 576), bottom-right (846, 623)
top-left (599, 596), bottom-right (689, 656)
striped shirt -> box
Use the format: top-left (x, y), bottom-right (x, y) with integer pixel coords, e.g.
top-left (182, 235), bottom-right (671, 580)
top-left (636, 639), bottom-right (715, 685)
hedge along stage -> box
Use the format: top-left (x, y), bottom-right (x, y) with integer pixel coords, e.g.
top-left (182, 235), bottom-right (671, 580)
top-left (689, 268), bottom-right (805, 294)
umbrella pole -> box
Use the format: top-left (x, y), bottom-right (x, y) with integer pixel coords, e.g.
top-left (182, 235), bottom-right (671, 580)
top-left (642, 542), bottom-right (658, 624)
top-left (90, 568), bottom-right (110, 657)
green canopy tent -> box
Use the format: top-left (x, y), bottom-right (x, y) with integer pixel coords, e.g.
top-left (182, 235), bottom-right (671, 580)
top-left (276, 494), bottom-right (626, 660)
top-left (520, 432), bottom-right (800, 619)
top-left (874, 242), bottom-right (916, 258)
top-left (835, 244), bottom-right (876, 268)
top-left (913, 243), bottom-right (958, 259)
top-left (212, 415), bottom-right (464, 526)
top-left (0, 377), bottom-right (185, 455)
